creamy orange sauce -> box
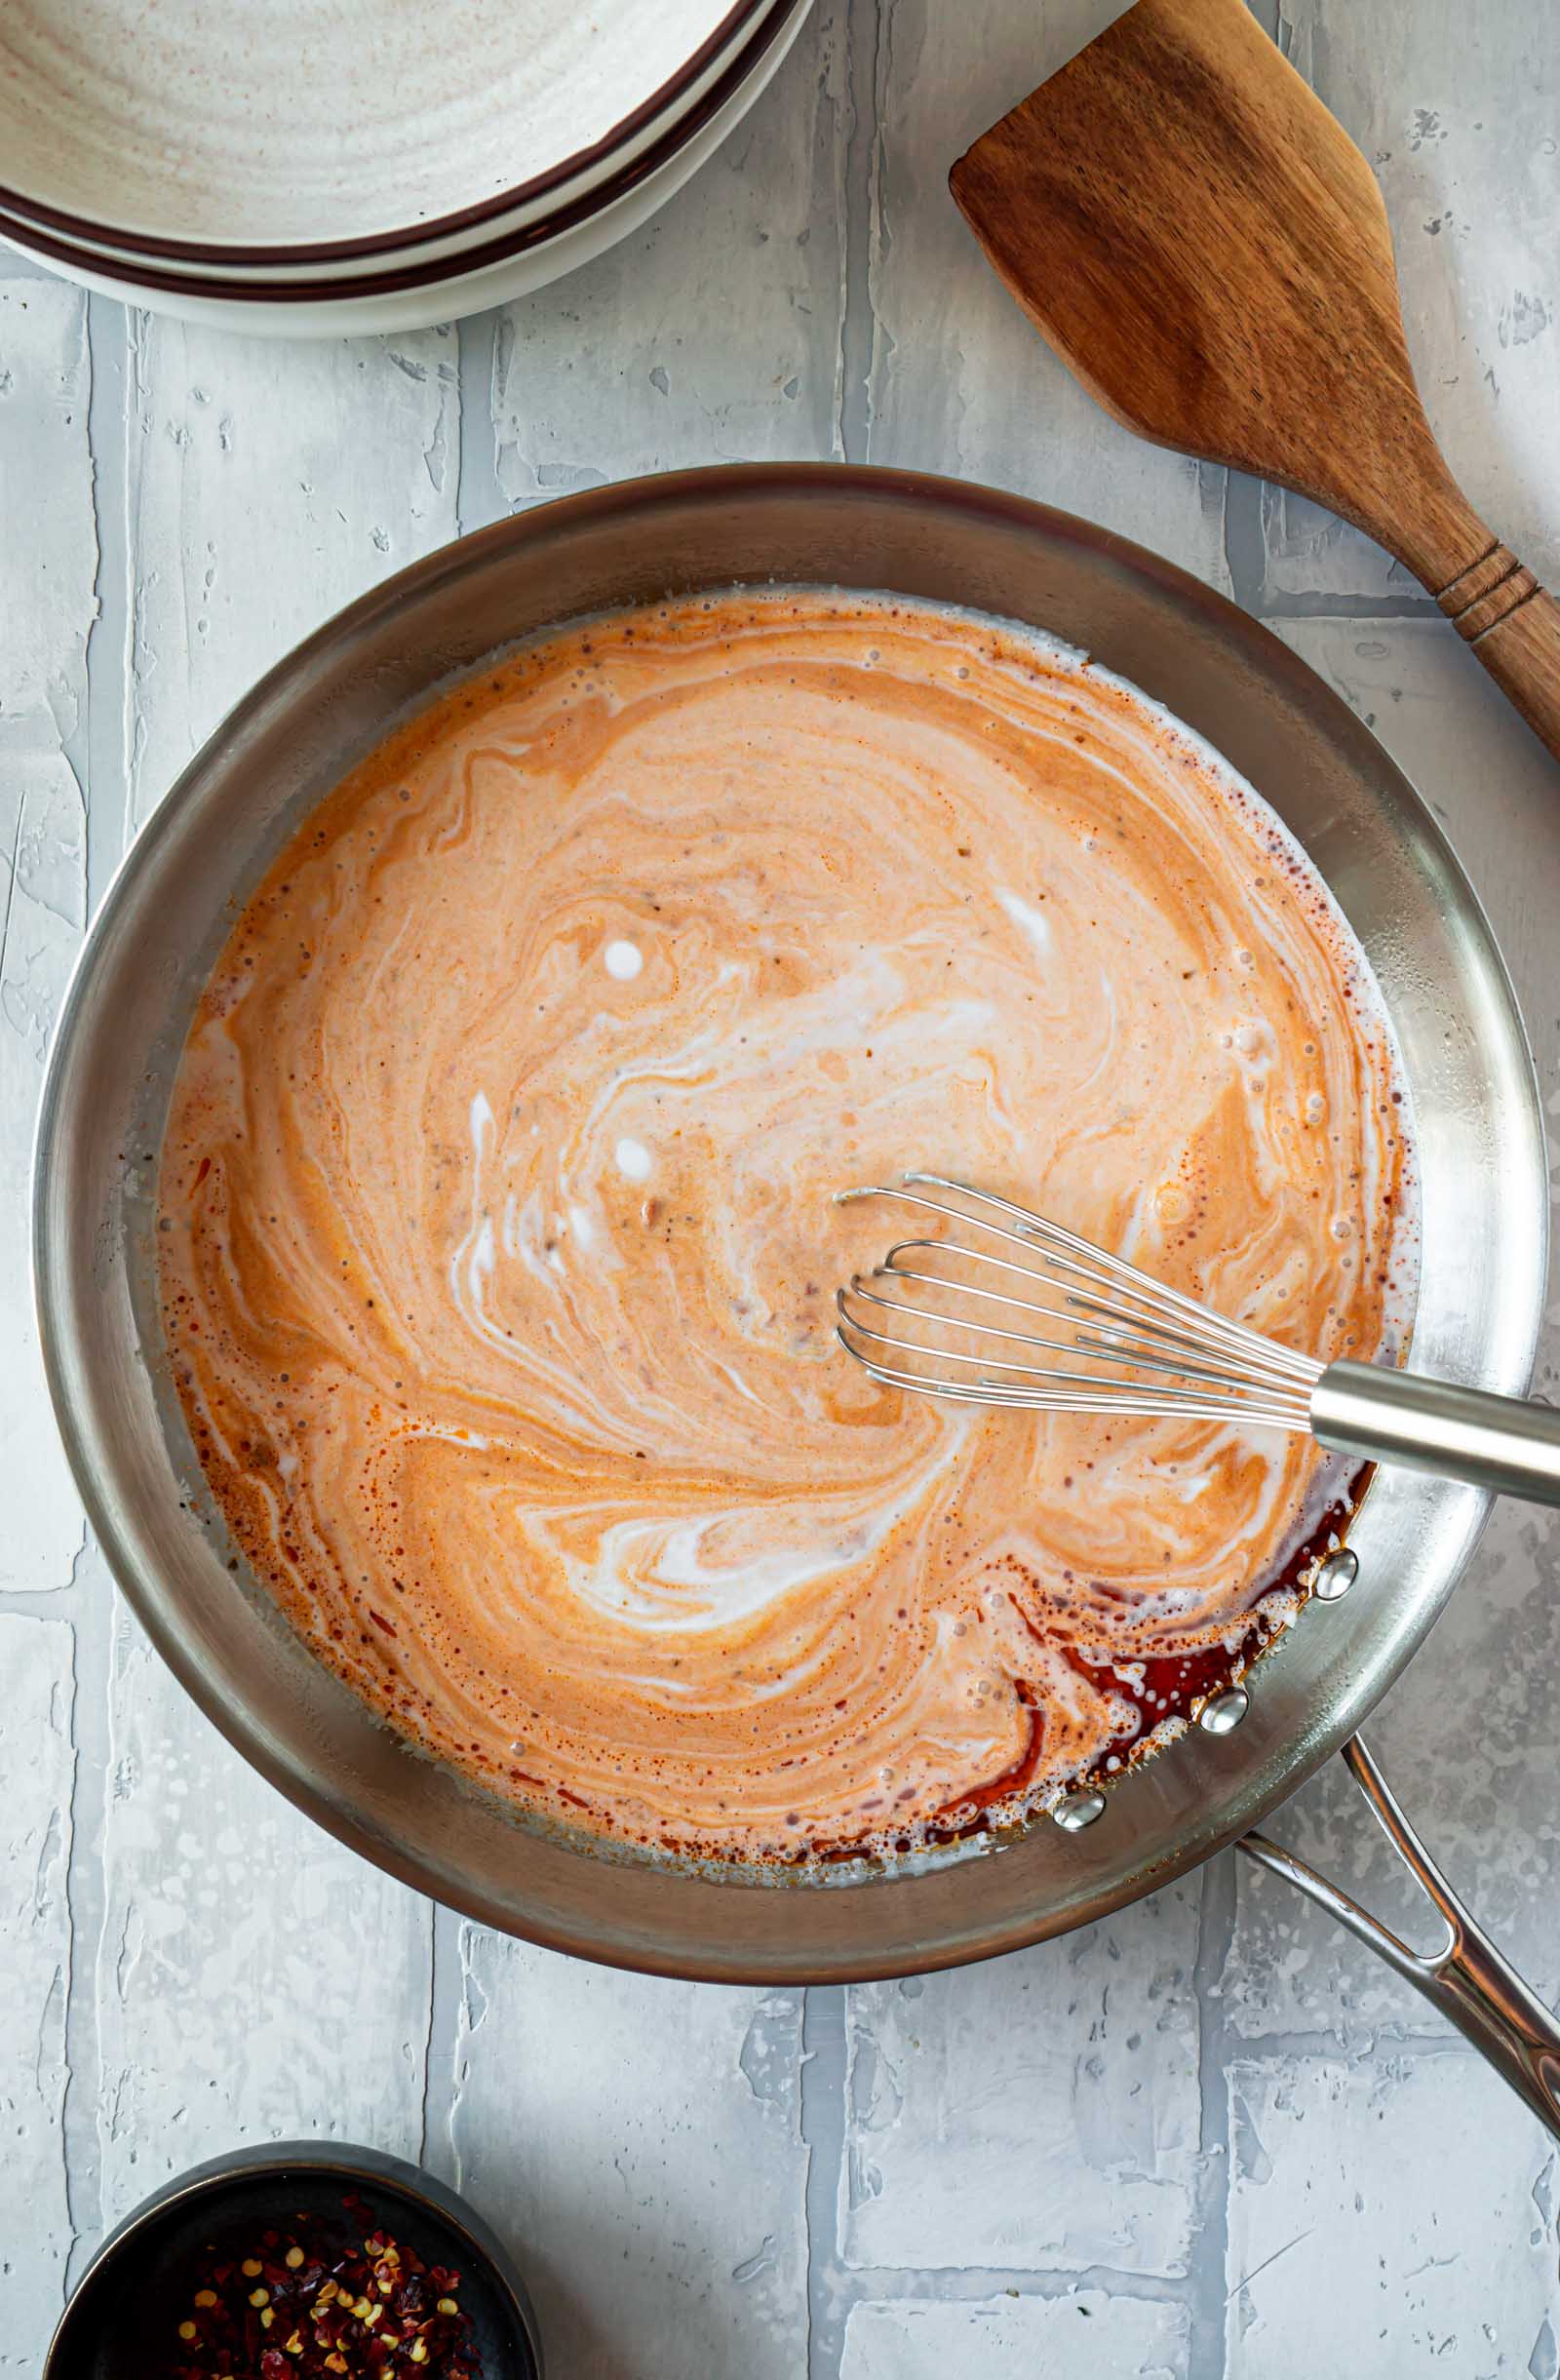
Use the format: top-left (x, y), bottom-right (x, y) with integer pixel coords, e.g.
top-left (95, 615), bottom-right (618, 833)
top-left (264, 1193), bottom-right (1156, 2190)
top-left (157, 592), bottom-right (1415, 1862)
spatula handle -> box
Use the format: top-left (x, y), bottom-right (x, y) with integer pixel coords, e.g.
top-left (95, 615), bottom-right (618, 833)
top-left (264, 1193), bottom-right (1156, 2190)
top-left (1431, 547), bottom-right (1560, 764)
top-left (1388, 458), bottom-right (1560, 763)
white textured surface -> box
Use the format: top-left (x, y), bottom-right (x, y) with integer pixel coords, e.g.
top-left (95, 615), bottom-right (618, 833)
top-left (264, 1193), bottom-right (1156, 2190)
top-left (0, 283), bottom-right (90, 1600)
top-left (840, 1889), bottom-right (1201, 2277)
top-left (838, 2292), bottom-right (1191, 2376)
top-left (0, 3), bottom-right (1556, 2371)
top-left (1223, 2053), bottom-right (1559, 2372)
top-left (446, 1946), bottom-right (808, 2373)
top-left (0, 1616), bottom-right (74, 2370)
top-left (92, 1615), bottom-right (433, 2222)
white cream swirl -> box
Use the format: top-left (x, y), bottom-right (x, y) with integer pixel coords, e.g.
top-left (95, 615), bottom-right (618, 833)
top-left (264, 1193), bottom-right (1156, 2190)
top-left (157, 592), bottom-right (1416, 1860)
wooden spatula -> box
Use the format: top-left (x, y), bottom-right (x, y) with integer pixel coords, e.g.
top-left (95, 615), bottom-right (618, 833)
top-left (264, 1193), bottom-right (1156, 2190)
top-left (950, 0), bottom-right (1560, 763)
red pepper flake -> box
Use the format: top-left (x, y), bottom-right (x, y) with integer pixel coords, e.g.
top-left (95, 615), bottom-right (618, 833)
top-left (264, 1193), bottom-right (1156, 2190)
top-left (163, 2199), bottom-right (484, 2379)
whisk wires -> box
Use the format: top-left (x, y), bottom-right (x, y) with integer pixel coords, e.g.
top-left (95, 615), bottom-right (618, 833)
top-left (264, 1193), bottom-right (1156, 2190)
top-left (835, 1173), bottom-right (1321, 1434)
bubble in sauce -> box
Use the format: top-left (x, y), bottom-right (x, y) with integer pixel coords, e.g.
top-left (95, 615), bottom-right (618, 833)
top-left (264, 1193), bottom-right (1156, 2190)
top-left (156, 589), bottom-right (1418, 1867)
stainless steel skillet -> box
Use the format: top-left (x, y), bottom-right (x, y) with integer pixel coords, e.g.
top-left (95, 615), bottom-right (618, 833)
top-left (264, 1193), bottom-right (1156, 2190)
top-left (31, 465), bottom-right (1558, 2121)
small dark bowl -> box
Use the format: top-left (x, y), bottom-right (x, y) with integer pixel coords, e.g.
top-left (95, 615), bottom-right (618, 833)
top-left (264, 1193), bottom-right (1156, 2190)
top-left (45, 2141), bottom-right (542, 2377)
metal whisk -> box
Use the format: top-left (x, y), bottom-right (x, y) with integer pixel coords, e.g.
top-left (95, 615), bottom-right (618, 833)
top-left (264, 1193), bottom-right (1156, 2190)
top-left (835, 1174), bottom-right (1560, 1507)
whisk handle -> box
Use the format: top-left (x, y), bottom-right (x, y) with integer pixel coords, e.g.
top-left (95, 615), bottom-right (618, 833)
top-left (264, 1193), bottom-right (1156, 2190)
top-left (1311, 1359), bottom-right (1560, 1506)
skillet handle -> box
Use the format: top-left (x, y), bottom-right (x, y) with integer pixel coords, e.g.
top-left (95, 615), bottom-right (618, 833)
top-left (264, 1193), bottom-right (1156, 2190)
top-left (1238, 1736), bottom-right (1560, 2140)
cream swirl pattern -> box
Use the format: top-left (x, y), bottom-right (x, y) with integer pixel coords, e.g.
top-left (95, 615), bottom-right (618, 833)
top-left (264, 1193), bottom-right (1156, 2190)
top-left (157, 592), bottom-right (1416, 1862)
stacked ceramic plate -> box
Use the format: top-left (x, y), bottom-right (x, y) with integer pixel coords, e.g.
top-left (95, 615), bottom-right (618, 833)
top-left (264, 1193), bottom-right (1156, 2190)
top-left (0, 0), bottom-right (810, 334)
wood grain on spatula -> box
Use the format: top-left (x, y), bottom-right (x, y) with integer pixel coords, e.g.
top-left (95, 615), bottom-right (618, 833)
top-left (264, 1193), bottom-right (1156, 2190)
top-left (950, 0), bottom-right (1560, 762)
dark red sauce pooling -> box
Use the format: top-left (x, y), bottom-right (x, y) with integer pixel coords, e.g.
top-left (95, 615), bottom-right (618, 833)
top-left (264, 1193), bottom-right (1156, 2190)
top-left (800, 1467), bottom-right (1368, 1864)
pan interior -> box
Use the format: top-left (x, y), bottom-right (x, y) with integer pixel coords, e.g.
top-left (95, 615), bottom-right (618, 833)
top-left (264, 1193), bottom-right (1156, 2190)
top-left (34, 469), bottom-right (1545, 1980)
